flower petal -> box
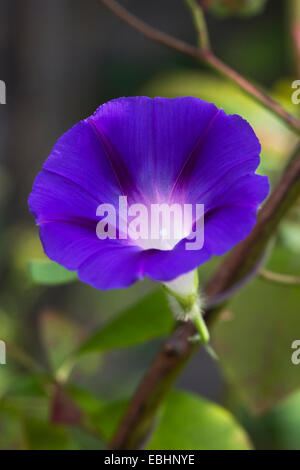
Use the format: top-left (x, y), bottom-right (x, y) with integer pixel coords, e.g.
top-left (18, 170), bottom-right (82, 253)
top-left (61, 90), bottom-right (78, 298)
top-left (43, 120), bottom-right (121, 206)
top-left (90, 97), bottom-right (219, 201)
top-left (28, 170), bottom-right (99, 226)
top-left (144, 174), bottom-right (269, 281)
top-left (39, 221), bottom-right (144, 289)
top-left (173, 112), bottom-right (262, 205)
top-left (78, 244), bottom-right (144, 290)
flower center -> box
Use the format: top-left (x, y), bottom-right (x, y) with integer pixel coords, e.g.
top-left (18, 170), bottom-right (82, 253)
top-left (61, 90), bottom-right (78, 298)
top-left (131, 204), bottom-right (192, 251)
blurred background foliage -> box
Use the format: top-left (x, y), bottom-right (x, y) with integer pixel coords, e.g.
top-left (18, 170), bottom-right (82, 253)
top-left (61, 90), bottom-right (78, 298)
top-left (1, 0), bottom-right (300, 450)
top-left (204, 0), bottom-right (268, 17)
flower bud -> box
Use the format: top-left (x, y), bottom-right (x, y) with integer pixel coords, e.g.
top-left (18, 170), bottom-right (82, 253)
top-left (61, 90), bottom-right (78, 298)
top-left (163, 270), bottom-right (210, 344)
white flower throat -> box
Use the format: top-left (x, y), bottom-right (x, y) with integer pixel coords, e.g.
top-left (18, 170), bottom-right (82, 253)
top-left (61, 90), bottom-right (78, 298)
top-left (96, 196), bottom-right (205, 252)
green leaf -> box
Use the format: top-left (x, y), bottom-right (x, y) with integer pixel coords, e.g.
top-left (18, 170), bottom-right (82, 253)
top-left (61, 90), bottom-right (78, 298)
top-left (0, 376), bottom-right (49, 422)
top-left (23, 415), bottom-right (105, 450)
top-left (147, 390), bottom-right (252, 450)
top-left (279, 220), bottom-right (300, 254)
top-left (0, 411), bottom-right (23, 450)
top-left (213, 244), bottom-right (300, 413)
top-left (208, 0), bottom-right (268, 17)
top-left (238, 389), bottom-right (300, 450)
top-left (23, 418), bottom-right (70, 450)
top-left (91, 400), bottom-right (128, 441)
top-left (66, 427), bottom-right (105, 450)
top-left (28, 260), bottom-right (77, 285)
top-left (78, 289), bottom-right (174, 355)
top-left (39, 310), bottom-right (83, 371)
top-left (68, 391), bottom-right (127, 443)
top-left (5, 375), bottom-right (47, 399)
top-left (67, 385), bottom-right (106, 416)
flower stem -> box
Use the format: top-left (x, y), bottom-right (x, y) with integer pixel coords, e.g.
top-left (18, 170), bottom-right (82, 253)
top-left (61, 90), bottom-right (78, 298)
top-left (189, 304), bottom-right (219, 360)
top-left (98, 0), bottom-right (300, 134)
top-left (184, 0), bottom-right (211, 51)
top-left (108, 143), bottom-right (300, 450)
top-left (259, 268), bottom-right (300, 286)
top-left (190, 305), bottom-right (210, 344)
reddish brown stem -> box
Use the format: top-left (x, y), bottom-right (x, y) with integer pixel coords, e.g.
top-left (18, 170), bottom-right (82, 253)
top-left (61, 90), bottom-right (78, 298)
top-left (109, 145), bottom-right (300, 450)
top-left (99, 0), bottom-right (300, 134)
top-left (96, 0), bottom-right (300, 450)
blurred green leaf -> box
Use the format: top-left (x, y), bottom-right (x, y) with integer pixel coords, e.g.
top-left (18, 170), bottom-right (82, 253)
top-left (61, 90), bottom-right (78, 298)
top-left (0, 391), bottom-right (49, 422)
top-left (28, 259), bottom-right (77, 285)
top-left (147, 390), bottom-right (252, 450)
top-left (208, 0), bottom-right (268, 17)
top-left (67, 388), bottom-right (125, 443)
top-left (5, 375), bottom-right (47, 399)
top-left (21, 407), bottom-right (105, 449)
top-left (91, 399), bottom-right (128, 441)
top-left (40, 310), bottom-right (84, 371)
top-left (23, 418), bottom-right (70, 450)
top-left (66, 427), bottom-right (105, 450)
top-left (0, 367), bottom-right (17, 398)
top-left (214, 244), bottom-right (300, 413)
top-left (0, 309), bottom-right (16, 342)
top-left (0, 411), bottom-right (23, 450)
top-left (257, 389), bottom-right (300, 450)
top-left (68, 386), bottom-right (106, 415)
top-left (239, 389), bottom-right (300, 450)
top-left (78, 289), bottom-right (174, 355)
top-left (279, 220), bottom-right (300, 254)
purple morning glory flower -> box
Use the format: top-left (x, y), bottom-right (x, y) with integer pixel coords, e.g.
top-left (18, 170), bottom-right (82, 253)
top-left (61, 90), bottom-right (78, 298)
top-left (28, 97), bottom-right (269, 290)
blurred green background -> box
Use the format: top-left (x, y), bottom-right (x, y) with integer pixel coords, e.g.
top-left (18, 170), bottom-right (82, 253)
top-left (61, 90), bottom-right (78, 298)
top-left (1, 0), bottom-right (300, 450)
